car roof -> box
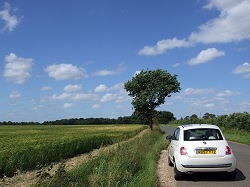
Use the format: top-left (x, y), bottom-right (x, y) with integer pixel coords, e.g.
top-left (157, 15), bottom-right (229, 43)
top-left (180, 124), bottom-right (220, 130)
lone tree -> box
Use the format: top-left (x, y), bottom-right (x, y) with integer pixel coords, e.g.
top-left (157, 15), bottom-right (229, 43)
top-left (124, 69), bottom-right (181, 129)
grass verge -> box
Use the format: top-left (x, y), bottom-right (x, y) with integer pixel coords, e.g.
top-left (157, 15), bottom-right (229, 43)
top-left (220, 127), bottom-right (250, 145)
top-left (35, 125), bottom-right (167, 187)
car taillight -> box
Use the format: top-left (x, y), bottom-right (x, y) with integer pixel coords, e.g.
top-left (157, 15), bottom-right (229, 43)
top-left (180, 147), bottom-right (187, 155)
top-left (225, 146), bottom-right (232, 155)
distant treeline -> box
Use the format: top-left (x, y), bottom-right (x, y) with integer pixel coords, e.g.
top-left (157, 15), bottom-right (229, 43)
top-left (0, 111), bottom-right (176, 126)
top-left (172, 112), bottom-right (250, 132)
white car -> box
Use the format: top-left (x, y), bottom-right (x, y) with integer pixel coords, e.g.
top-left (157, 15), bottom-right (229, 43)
top-left (166, 124), bottom-right (237, 180)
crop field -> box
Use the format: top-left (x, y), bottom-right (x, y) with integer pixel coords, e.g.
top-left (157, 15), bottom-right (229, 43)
top-left (0, 124), bottom-right (147, 177)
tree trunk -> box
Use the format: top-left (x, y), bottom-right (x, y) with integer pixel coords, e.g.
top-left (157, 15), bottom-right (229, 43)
top-left (149, 118), bottom-right (153, 130)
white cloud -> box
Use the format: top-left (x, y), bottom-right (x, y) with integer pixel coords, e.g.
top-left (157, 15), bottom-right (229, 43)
top-left (0, 2), bottom-right (21, 33)
top-left (100, 91), bottom-right (129, 103)
top-left (138, 38), bottom-right (190, 56)
top-left (95, 84), bottom-right (107, 92)
top-left (92, 63), bottom-right (126, 76)
top-left (187, 48), bottom-right (225, 65)
top-left (183, 88), bottom-right (214, 95)
top-left (63, 103), bottom-right (73, 109)
top-left (133, 70), bottom-right (141, 77)
top-left (92, 104), bottom-right (101, 109)
top-left (189, 0), bottom-right (250, 43)
top-left (41, 86), bottom-right (52, 91)
top-left (9, 91), bottom-right (21, 99)
top-left (232, 62), bottom-right (250, 78)
top-left (216, 90), bottom-right (240, 97)
top-left (63, 84), bottom-right (82, 93)
top-left (172, 63), bottom-right (181, 68)
top-left (45, 63), bottom-right (88, 80)
top-left (92, 70), bottom-right (113, 76)
top-left (70, 93), bottom-right (98, 101)
top-left (101, 93), bottom-right (117, 102)
top-left (238, 101), bottom-right (250, 110)
top-left (51, 93), bottom-right (71, 100)
top-left (204, 103), bottom-right (215, 108)
top-left (3, 53), bottom-right (33, 84)
top-left (107, 83), bottom-right (124, 91)
top-left (138, 1), bottom-right (250, 57)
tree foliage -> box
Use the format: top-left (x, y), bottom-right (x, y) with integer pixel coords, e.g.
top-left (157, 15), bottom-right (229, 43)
top-left (173, 112), bottom-right (250, 132)
top-left (157, 111), bottom-right (176, 124)
top-left (124, 69), bottom-right (181, 128)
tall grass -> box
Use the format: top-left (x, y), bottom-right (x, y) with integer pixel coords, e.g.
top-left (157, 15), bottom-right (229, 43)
top-left (219, 127), bottom-right (250, 145)
top-left (35, 125), bottom-right (167, 187)
top-left (0, 125), bottom-right (147, 177)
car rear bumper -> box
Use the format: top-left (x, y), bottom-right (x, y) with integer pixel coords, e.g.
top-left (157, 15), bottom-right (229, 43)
top-left (182, 163), bottom-right (232, 168)
top-left (176, 156), bottom-right (236, 173)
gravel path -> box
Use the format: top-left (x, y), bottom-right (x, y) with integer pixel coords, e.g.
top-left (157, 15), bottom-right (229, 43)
top-left (157, 149), bottom-right (176, 187)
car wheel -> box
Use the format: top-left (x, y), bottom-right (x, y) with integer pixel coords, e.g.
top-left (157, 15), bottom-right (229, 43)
top-left (225, 169), bottom-right (237, 181)
top-left (168, 156), bottom-right (174, 167)
top-left (174, 163), bottom-right (184, 180)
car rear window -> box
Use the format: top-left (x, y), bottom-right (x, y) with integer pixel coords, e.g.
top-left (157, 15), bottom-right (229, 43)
top-left (184, 128), bottom-right (223, 141)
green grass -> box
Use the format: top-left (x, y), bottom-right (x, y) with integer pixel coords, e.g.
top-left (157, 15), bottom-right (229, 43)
top-left (35, 125), bottom-right (167, 187)
top-left (220, 127), bottom-right (250, 145)
top-left (0, 125), bottom-right (147, 177)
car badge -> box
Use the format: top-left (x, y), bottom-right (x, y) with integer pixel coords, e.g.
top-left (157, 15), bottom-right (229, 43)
top-left (203, 141), bottom-right (207, 145)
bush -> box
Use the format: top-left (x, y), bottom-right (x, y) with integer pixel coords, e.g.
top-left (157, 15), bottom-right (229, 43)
top-left (173, 112), bottom-right (250, 132)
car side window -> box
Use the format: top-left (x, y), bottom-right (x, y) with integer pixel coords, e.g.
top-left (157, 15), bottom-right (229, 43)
top-left (172, 128), bottom-right (180, 141)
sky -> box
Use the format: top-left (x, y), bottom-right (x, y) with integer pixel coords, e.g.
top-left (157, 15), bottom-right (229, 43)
top-left (0, 0), bottom-right (250, 122)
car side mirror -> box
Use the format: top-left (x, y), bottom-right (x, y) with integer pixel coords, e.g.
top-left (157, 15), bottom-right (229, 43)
top-left (166, 135), bottom-right (172, 142)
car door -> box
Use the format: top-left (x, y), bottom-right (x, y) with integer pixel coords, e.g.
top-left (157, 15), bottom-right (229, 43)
top-left (169, 128), bottom-right (180, 162)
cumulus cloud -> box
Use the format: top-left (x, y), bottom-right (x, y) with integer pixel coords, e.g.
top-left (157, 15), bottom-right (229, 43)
top-left (184, 88), bottom-right (214, 95)
top-left (63, 103), bottom-right (73, 109)
top-left (101, 93), bottom-right (117, 102)
top-left (51, 93), bottom-right (71, 100)
top-left (41, 86), bottom-right (52, 91)
top-left (94, 83), bottom-right (129, 103)
top-left (45, 63), bottom-right (88, 80)
top-left (3, 53), bottom-right (33, 84)
top-left (92, 63), bottom-right (126, 76)
top-left (189, 0), bottom-right (250, 43)
top-left (133, 70), bottom-right (141, 77)
top-left (107, 83), bottom-right (124, 91)
top-left (95, 84), bottom-right (107, 92)
top-left (0, 2), bottom-right (21, 33)
top-left (70, 93), bottom-right (98, 101)
top-left (92, 104), bottom-right (101, 109)
top-left (9, 91), bottom-right (21, 99)
top-left (63, 84), bottom-right (82, 93)
top-left (50, 92), bottom-right (99, 103)
top-left (138, 1), bottom-right (250, 56)
top-left (232, 62), bottom-right (250, 78)
top-left (216, 90), bottom-right (240, 97)
top-left (172, 63), bottom-right (181, 68)
top-left (187, 48), bottom-right (225, 65)
top-left (138, 38), bottom-right (190, 56)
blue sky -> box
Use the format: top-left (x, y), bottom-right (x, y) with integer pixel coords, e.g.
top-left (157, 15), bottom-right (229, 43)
top-left (0, 0), bottom-right (250, 122)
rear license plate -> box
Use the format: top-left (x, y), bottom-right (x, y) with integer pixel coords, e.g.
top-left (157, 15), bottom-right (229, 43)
top-left (196, 150), bottom-right (216, 154)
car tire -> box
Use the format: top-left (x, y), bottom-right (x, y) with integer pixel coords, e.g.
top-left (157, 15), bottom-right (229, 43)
top-left (174, 163), bottom-right (184, 180)
top-left (225, 169), bottom-right (237, 181)
top-left (168, 156), bottom-right (174, 167)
